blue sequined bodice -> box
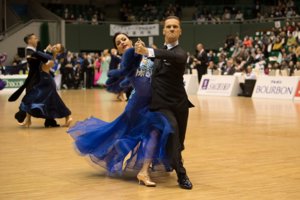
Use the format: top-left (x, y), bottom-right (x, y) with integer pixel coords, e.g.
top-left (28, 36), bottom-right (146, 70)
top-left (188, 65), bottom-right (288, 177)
top-left (131, 57), bottom-right (154, 98)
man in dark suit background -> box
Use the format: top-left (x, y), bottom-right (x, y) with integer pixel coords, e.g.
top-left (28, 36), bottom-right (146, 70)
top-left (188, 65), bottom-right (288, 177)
top-left (135, 16), bottom-right (193, 190)
top-left (9, 33), bottom-right (59, 127)
top-left (194, 43), bottom-right (208, 83)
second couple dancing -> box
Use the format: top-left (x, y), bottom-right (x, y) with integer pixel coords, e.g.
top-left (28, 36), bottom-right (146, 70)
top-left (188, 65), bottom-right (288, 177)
top-left (68, 16), bottom-right (194, 189)
top-left (9, 33), bottom-right (72, 128)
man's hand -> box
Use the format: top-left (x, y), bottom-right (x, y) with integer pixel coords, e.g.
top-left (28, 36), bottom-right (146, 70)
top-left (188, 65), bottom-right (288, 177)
top-left (134, 38), bottom-right (148, 55)
top-left (46, 60), bottom-right (54, 68)
top-left (45, 44), bottom-right (52, 52)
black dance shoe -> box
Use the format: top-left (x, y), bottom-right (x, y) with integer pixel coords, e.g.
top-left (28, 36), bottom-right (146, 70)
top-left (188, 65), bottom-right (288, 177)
top-left (177, 174), bottom-right (193, 190)
top-left (15, 110), bottom-right (26, 123)
top-left (44, 119), bottom-right (60, 128)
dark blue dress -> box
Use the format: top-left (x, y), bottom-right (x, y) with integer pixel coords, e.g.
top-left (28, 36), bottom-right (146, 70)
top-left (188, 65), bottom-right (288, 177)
top-left (20, 52), bottom-right (71, 119)
top-left (68, 48), bottom-right (173, 174)
top-left (0, 79), bottom-right (6, 90)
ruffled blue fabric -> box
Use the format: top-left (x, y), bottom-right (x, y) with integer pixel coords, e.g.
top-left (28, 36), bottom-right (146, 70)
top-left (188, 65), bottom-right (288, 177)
top-left (105, 48), bottom-right (142, 94)
top-left (68, 49), bottom-right (174, 174)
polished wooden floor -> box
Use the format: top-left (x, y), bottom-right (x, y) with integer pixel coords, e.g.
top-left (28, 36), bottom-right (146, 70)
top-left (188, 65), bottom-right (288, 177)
top-left (0, 89), bottom-right (300, 200)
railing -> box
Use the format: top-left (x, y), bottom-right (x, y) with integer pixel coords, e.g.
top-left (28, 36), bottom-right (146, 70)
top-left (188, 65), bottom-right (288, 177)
top-left (63, 16), bottom-right (300, 25)
top-left (0, 19), bottom-right (59, 41)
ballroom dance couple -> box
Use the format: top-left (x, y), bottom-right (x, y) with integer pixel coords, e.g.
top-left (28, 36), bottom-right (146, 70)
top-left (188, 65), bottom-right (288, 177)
top-left (9, 33), bottom-right (72, 128)
top-left (68, 16), bottom-right (193, 189)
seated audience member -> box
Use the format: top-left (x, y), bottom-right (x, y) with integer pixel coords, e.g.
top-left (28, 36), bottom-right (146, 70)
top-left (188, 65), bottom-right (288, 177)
top-left (239, 66), bottom-right (257, 97)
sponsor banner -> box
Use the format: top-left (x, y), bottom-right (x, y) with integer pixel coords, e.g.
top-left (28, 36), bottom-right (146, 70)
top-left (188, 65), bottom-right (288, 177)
top-left (110, 24), bottom-right (159, 37)
top-left (252, 76), bottom-right (299, 100)
top-left (197, 75), bottom-right (240, 96)
top-left (294, 80), bottom-right (300, 101)
top-left (0, 75), bottom-right (27, 89)
top-left (183, 74), bottom-right (198, 95)
top-left (0, 74), bottom-right (62, 91)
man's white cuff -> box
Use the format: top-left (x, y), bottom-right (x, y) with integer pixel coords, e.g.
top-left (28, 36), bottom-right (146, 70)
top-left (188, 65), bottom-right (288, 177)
top-left (147, 48), bottom-right (155, 57)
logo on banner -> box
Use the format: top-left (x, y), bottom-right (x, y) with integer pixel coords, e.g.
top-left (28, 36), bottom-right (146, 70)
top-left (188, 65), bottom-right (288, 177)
top-left (255, 85), bottom-right (293, 95)
top-left (4, 79), bottom-right (25, 88)
top-left (208, 83), bottom-right (231, 91)
top-left (202, 79), bottom-right (209, 89)
top-left (295, 81), bottom-right (300, 97)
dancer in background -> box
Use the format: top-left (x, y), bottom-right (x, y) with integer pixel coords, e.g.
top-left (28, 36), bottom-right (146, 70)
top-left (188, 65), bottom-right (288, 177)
top-left (97, 49), bottom-right (110, 87)
top-left (19, 44), bottom-right (72, 127)
top-left (9, 33), bottom-right (60, 127)
top-left (68, 33), bottom-right (173, 187)
top-left (93, 53), bottom-right (102, 86)
top-left (0, 53), bottom-right (7, 90)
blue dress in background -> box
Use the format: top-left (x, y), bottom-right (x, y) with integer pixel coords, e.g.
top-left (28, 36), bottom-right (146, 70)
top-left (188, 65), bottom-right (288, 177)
top-left (68, 48), bottom-right (173, 174)
top-left (20, 52), bottom-right (71, 119)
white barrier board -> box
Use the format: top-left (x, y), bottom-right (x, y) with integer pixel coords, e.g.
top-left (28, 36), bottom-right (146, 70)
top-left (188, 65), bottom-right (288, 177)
top-left (252, 76), bottom-right (299, 100)
top-left (0, 75), bottom-right (27, 89)
top-left (293, 78), bottom-right (300, 101)
top-left (197, 75), bottom-right (240, 96)
top-left (184, 74), bottom-right (199, 95)
top-left (0, 74), bottom-right (62, 92)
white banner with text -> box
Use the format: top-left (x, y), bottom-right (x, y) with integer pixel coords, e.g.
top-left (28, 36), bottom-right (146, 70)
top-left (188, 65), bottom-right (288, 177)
top-left (293, 78), bottom-right (300, 101)
top-left (252, 76), bottom-right (299, 100)
top-left (197, 75), bottom-right (240, 96)
top-left (110, 24), bottom-right (159, 37)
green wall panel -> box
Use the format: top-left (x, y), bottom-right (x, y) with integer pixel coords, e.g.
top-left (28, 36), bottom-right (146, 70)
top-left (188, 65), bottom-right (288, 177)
top-left (65, 22), bottom-right (275, 53)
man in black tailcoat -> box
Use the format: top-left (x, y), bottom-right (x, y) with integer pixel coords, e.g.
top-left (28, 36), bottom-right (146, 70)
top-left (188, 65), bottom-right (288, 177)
top-left (135, 16), bottom-right (194, 190)
top-left (194, 43), bottom-right (208, 83)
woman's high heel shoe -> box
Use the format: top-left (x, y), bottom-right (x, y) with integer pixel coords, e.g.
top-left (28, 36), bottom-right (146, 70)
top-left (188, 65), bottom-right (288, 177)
top-left (63, 116), bottom-right (73, 127)
top-left (117, 94), bottom-right (125, 102)
top-left (137, 173), bottom-right (156, 187)
top-left (18, 120), bottom-right (31, 128)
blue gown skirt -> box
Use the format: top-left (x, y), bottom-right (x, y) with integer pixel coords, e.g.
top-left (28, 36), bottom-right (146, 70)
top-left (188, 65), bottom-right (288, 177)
top-left (0, 79), bottom-right (6, 90)
top-left (68, 95), bottom-right (174, 174)
top-left (20, 71), bottom-right (71, 119)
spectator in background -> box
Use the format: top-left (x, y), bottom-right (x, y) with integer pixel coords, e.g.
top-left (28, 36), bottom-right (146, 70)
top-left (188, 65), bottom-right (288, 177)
top-left (286, 33), bottom-right (297, 47)
top-left (239, 66), bottom-right (257, 97)
top-left (61, 51), bottom-right (75, 89)
top-left (91, 14), bottom-right (99, 25)
top-left (224, 35), bottom-right (235, 51)
top-left (207, 61), bottom-right (218, 75)
top-left (93, 53), bottom-right (102, 86)
top-left (86, 53), bottom-right (95, 89)
top-left (77, 14), bottom-right (85, 23)
top-left (194, 43), bottom-right (208, 83)
top-left (272, 36), bottom-right (284, 51)
top-left (185, 52), bottom-right (193, 74)
top-left (109, 48), bottom-right (121, 70)
top-left (235, 10), bottom-right (244, 21)
top-left (222, 9), bottom-right (231, 20)
top-left (222, 58), bottom-right (236, 75)
top-left (243, 36), bottom-right (253, 48)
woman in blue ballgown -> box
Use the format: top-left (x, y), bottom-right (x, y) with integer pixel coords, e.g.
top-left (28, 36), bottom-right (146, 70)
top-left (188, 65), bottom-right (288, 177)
top-left (19, 44), bottom-right (72, 127)
top-left (68, 33), bottom-right (173, 187)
